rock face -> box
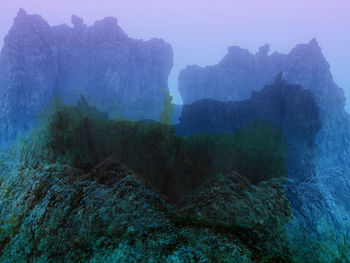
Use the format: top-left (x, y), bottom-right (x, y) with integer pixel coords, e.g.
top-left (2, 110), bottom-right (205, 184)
top-left (0, 158), bottom-right (291, 262)
top-left (177, 172), bottom-right (292, 260)
top-left (177, 41), bottom-right (350, 261)
top-left (0, 110), bottom-right (292, 262)
top-left (177, 73), bottom-right (321, 137)
top-left (0, 9), bottom-right (173, 148)
top-left (178, 39), bottom-right (343, 106)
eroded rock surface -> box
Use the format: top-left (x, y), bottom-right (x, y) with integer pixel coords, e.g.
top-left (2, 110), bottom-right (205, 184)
top-left (0, 149), bottom-right (290, 262)
top-left (177, 65), bottom-right (350, 261)
top-left (0, 9), bottom-right (173, 148)
top-left (178, 39), bottom-right (342, 106)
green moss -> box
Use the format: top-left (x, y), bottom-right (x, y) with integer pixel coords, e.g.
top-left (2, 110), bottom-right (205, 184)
top-left (21, 105), bottom-right (288, 201)
top-left (190, 120), bottom-right (288, 184)
top-left (0, 213), bottom-right (24, 253)
top-left (167, 212), bottom-right (297, 263)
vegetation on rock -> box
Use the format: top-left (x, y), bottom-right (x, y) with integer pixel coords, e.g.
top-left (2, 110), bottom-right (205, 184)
top-left (21, 102), bottom-right (287, 200)
top-left (0, 101), bottom-right (295, 262)
top-left (159, 88), bottom-right (175, 125)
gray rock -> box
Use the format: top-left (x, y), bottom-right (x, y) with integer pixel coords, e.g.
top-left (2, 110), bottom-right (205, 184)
top-left (0, 152), bottom-right (287, 262)
top-left (177, 61), bottom-right (350, 261)
top-left (178, 38), bottom-right (343, 106)
top-left (0, 9), bottom-right (173, 148)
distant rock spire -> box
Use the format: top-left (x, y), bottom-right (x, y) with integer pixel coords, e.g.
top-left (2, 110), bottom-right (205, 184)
top-left (71, 15), bottom-right (86, 30)
top-left (98, 17), bottom-right (119, 27)
top-left (17, 8), bottom-right (27, 17)
top-left (0, 9), bottom-right (173, 149)
top-left (309, 37), bottom-right (319, 47)
top-left (258, 44), bottom-right (270, 56)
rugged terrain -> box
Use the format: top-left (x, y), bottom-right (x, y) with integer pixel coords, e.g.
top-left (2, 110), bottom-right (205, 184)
top-left (0, 105), bottom-right (293, 262)
top-left (0, 9), bottom-right (173, 148)
top-left (178, 39), bottom-right (343, 105)
top-left (177, 41), bottom-right (350, 261)
top-left (0, 9), bottom-right (349, 263)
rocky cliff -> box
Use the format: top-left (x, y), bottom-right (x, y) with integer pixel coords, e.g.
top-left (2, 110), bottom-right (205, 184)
top-left (178, 39), bottom-right (344, 106)
top-left (0, 9), bottom-right (173, 148)
top-left (0, 104), bottom-right (293, 262)
top-left (0, 156), bottom-right (292, 262)
top-left (177, 60), bottom-right (350, 261)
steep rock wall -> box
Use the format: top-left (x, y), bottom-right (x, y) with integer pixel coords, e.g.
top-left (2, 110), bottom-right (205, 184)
top-left (177, 68), bottom-right (350, 261)
top-left (0, 9), bottom-right (173, 148)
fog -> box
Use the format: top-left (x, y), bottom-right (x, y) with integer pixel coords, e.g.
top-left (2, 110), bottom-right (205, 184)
top-left (0, 0), bottom-right (349, 106)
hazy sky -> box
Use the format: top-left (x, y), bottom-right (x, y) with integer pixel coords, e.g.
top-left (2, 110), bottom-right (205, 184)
top-left (0, 0), bottom-right (349, 105)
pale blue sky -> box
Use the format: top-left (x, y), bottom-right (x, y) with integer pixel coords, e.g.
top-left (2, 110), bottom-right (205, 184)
top-left (0, 0), bottom-right (349, 106)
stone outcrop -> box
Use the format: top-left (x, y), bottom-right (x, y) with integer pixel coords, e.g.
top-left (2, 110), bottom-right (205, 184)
top-left (177, 172), bottom-right (292, 260)
top-left (0, 158), bottom-right (292, 262)
top-left (177, 61), bottom-right (350, 261)
top-left (178, 39), bottom-right (344, 106)
top-left (0, 108), bottom-right (292, 262)
top-left (177, 73), bottom-right (321, 137)
top-left (0, 9), bottom-right (173, 148)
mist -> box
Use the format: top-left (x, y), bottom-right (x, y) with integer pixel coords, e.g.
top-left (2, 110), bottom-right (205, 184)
top-left (0, 0), bottom-right (349, 106)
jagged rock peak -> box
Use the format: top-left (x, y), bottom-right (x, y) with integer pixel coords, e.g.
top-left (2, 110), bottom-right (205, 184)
top-left (177, 37), bottom-right (350, 262)
top-left (258, 44), bottom-right (270, 56)
top-left (0, 10), bottom-right (173, 148)
top-left (309, 37), bottom-right (319, 47)
top-left (178, 39), bottom-right (336, 105)
top-left (71, 14), bottom-right (86, 29)
top-left (17, 8), bottom-right (28, 17)
top-left (290, 37), bottom-right (324, 58)
top-left (90, 16), bottom-right (127, 40)
top-left (12, 8), bottom-right (48, 27)
top-left (226, 45), bottom-right (250, 56)
top-left (94, 16), bottom-right (119, 27)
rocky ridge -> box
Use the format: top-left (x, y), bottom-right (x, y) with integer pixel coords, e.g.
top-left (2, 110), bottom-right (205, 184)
top-left (0, 112), bottom-right (292, 262)
top-left (0, 9), bottom-right (173, 148)
top-left (178, 39), bottom-right (344, 106)
top-left (177, 41), bottom-right (350, 261)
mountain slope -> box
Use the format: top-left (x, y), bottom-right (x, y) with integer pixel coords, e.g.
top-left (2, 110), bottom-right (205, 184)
top-left (0, 9), bottom-right (173, 148)
top-left (177, 71), bottom-right (350, 261)
top-left (0, 107), bottom-right (292, 262)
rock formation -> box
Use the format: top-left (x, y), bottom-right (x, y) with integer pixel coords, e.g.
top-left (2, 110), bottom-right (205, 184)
top-left (177, 58), bottom-right (350, 261)
top-left (177, 73), bottom-right (321, 136)
top-left (0, 9), bottom-right (173, 148)
top-left (1, 8), bottom-right (349, 261)
top-left (0, 104), bottom-right (292, 262)
top-left (178, 39), bottom-right (344, 106)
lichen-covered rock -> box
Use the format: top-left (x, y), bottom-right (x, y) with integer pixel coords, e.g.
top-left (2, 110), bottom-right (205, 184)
top-left (0, 102), bottom-right (294, 262)
top-left (178, 172), bottom-right (292, 260)
top-left (0, 152), bottom-right (291, 262)
top-left (179, 43), bottom-right (282, 104)
top-left (178, 39), bottom-right (343, 106)
top-left (177, 60), bottom-right (350, 261)
top-left (0, 9), bottom-right (58, 148)
top-left (177, 73), bottom-right (321, 137)
top-left (0, 9), bottom-right (173, 148)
